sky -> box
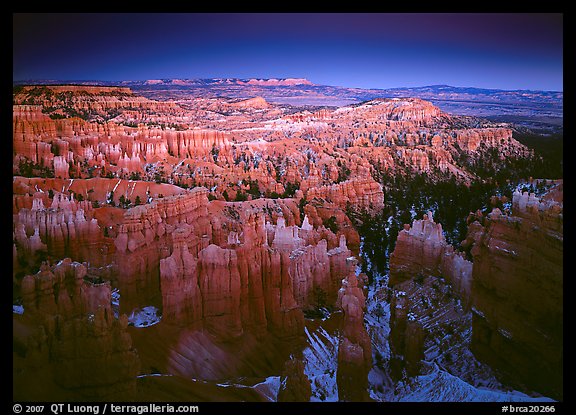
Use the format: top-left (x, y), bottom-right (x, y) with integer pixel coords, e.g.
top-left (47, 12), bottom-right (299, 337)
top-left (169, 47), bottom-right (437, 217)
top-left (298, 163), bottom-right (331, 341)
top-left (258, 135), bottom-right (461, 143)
top-left (13, 13), bottom-right (563, 91)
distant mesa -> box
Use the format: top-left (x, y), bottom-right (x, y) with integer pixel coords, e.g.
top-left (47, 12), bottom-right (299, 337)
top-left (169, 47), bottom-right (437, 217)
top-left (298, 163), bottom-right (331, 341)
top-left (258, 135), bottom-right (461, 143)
top-left (142, 79), bottom-right (196, 86)
top-left (15, 84), bottom-right (134, 95)
top-left (242, 78), bottom-right (313, 86)
top-left (135, 78), bottom-right (314, 87)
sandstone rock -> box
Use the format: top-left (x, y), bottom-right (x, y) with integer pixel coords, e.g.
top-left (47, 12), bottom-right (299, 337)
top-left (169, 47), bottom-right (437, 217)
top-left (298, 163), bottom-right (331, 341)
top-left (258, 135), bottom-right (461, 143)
top-left (159, 224), bottom-right (203, 327)
top-left (277, 357), bottom-right (312, 402)
top-left (389, 212), bottom-right (473, 307)
top-left (13, 190), bottom-right (108, 269)
top-left (336, 257), bottom-right (371, 401)
top-left (389, 290), bottom-right (425, 379)
top-left (198, 244), bottom-right (243, 340)
top-left (15, 259), bottom-right (140, 400)
top-left (305, 178), bottom-right (384, 214)
top-left (13, 84), bottom-right (543, 402)
top-left (469, 183), bottom-right (563, 400)
top-left (229, 96), bottom-right (270, 109)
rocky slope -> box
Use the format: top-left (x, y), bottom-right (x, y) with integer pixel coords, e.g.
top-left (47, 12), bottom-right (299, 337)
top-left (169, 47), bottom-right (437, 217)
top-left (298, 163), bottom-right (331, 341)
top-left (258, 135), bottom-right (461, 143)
top-left (386, 182), bottom-right (563, 401)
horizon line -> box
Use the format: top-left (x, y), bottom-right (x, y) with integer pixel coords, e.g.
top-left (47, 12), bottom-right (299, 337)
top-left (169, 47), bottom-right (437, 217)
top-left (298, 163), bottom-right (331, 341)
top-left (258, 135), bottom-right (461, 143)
top-left (11, 78), bottom-right (564, 94)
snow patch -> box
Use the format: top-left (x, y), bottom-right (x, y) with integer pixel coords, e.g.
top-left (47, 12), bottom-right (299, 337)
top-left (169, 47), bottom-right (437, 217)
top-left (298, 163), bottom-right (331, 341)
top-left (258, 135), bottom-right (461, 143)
top-left (303, 325), bottom-right (339, 401)
top-left (112, 179), bottom-right (122, 193)
top-left (392, 363), bottom-right (554, 402)
top-left (498, 328), bottom-right (514, 340)
top-left (252, 376), bottom-right (281, 402)
top-left (471, 306), bottom-right (485, 318)
top-left (128, 306), bottom-right (162, 327)
top-left (111, 288), bottom-right (120, 318)
top-left (136, 373), bottom-right (173, 378)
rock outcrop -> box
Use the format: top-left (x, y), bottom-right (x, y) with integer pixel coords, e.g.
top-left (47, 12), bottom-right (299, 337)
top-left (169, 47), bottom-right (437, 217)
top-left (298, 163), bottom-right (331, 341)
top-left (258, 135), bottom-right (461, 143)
top-left (336, 98), bottom-right (443, 124)
top-left (113, 188), bottom-right (211, 312)
top-left (336, 257), bottom-right (372, 401)
top-left (389, 212), bottom-right (473, 306)
top-left (159, 224), bottom-right (202, 328)
top-left (130, 193), bottom-right (353, 344)
top-left (13, 85), bottom-right (182, 117)
top-left (15, 259), bottom-right (140, 400)
top-left (230, 96), bottom-right (270, 109)
top-left (389, 289), bottom-right (426, 379)
top-left (277, 357), bottom-right (312, 402)
top-left (305, 177), bottom-right (384, 214)
top-left (469, 183), bottom-right (563, 400)
top-left (198, 244), bottom-right (243, 340)
top-left (13, 190), bottom-right (109, 269)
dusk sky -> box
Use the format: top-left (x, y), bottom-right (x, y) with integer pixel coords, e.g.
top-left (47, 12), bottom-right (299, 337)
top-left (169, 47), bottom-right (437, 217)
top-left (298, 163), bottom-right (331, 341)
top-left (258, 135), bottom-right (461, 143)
top-left (13, 13), bottom-right (563, 91)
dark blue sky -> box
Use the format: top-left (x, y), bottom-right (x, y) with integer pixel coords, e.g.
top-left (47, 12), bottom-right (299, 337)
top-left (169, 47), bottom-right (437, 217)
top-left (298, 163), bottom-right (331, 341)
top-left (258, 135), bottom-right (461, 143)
top-left (13, 13), bottom-right (563, 91)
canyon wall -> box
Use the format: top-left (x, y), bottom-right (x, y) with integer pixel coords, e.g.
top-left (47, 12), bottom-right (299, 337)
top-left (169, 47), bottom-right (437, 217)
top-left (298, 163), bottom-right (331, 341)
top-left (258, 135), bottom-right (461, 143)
top-left (14, 259), bottom-right (140, 400)
top-left (387, 183), bottom-right (563, 400)
top-left (305, 177), bottom-right (384, 214)
top-left (469, 185), bottom-right (563, 400)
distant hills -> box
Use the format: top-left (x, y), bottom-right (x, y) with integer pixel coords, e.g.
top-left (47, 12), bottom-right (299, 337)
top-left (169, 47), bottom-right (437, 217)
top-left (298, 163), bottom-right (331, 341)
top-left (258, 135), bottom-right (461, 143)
top-left (13, 78), bottom-right (562, 133)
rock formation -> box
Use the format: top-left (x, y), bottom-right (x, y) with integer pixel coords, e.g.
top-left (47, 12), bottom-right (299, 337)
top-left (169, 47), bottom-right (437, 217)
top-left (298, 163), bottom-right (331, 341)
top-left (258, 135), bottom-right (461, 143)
top-left (13, 190), bottom-right (109, 269)
top-left (230, 96), bottom-right (270, 109)
top-left (305, 177), bottom-right (384, 214)
top-left (15, 259), bottom-right (140, 400)
top-left (13, 84), bottom-right (544, 402)
top-left (389, 212), bottom-right (473, 306)
top-left (336, 257), bottom-right (372, 401)
top-left (114, 188), bottom-right (354, 345)
top-left (387, 183), bottom-right (563, 400)
top-left (277, 357), bottom-right (312, 402)
top-left (469, 183), bottom-right (563, 400)
top-left (198, 244), bottom-right (243, 340)
top-left (388, 289), bottom-right (426, 379)
top-left (159, 224), bottom-right (202, 328)
top-left (386, 212), bottom-right (476, 382)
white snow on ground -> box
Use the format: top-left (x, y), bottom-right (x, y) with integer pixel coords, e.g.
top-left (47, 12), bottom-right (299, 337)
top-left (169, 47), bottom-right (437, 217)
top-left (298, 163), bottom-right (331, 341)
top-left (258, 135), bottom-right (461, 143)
top-left (410, 205), bottom-right (417, 221)
top-left (360, 238), bottom-right (554, 402)
top-left (210, 376), bottom-right (280, 401)
top-left (128, 306), bottom-right (162, 327)
top-left (390, 362), bottom-right (555, 402)
top-left (232, 138), bottom-right (270, 146)
top-left (364, 265), bottom-right (394, 400)
top-left (303, 325), bottom-right (339, 401)
top-left (252, 376), bottom-right (281, 402)
top-left (13, 304), bottom-right (24, 314)
top-left (254, 119), bottom-right (328, 133)
top-left (111, 288), bottom-right (120, 318)
top-left (112, 179), bottom-right (122, 193)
